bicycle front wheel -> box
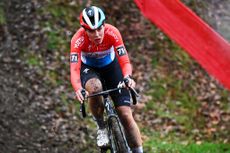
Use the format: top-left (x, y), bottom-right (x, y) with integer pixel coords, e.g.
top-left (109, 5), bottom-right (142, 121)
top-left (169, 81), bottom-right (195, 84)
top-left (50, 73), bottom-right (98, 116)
top-left (108, 116), bottom-right (129, 153)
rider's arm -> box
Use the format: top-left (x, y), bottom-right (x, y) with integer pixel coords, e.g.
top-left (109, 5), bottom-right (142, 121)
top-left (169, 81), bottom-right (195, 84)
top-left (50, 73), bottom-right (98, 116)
top-left (110, 25), bottom-right (132, 77)
top-left (70, 29), bottom-right (85, 92)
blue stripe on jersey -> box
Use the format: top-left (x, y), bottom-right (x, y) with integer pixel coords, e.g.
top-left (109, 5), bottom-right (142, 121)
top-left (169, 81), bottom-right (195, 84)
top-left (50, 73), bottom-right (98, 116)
top-left (83, 53), bottom-right (115, 68)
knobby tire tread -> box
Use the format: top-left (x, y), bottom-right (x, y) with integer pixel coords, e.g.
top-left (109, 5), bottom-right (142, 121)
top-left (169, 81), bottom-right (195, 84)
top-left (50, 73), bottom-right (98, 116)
top-left (109, 116), bottom-right (129, 153)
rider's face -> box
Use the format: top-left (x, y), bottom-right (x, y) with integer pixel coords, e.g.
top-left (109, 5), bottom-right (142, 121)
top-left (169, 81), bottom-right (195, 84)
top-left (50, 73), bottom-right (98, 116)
top-left (86, 24), bottom-right (105, 45)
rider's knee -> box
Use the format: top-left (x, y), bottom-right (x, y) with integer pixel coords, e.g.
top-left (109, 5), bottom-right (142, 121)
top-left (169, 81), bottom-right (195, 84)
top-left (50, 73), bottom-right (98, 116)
top-left (119, 111), bottom-right (131, 120)
top-left (117, 107), bottom-right (134, 124)
top-left (85, 78), bottom-right (103, 94)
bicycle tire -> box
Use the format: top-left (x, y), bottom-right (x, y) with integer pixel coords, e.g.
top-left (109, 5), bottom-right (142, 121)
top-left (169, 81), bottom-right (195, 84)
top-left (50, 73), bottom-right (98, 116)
top-left (100, 147), bottom-right (108, 153)
top-left (108, 116), bottom-right (129, 153)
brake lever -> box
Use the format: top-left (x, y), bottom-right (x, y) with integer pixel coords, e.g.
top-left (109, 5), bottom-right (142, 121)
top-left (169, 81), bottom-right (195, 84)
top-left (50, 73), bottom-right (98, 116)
top-left (129, 86), bottom-right (140, 97)
top-left (123, 78), bottom-right (139, 105)
top-left (80, 89), bottom-right (87, 118)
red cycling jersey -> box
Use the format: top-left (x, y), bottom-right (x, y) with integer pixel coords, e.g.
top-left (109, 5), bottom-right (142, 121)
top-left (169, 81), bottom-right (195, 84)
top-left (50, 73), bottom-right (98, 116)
top-left (70, 23), bottom-right (132, 91)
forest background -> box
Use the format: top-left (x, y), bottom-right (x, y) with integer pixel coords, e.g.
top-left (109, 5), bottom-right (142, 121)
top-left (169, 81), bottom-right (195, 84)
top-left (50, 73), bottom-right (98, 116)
top-left (0, 0), bottom-right (229, 152)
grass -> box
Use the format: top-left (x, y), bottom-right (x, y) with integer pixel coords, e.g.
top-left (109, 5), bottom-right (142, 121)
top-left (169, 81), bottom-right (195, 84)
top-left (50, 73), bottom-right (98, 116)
top-left (47, 30), bottom-right (61, 50)
top-left (220, 90), bottom-right (230, 111)
top-left (0, 2), bottom-right (5, 25)
top-left (26, 55), bottom-right (41, 66)
top-left (39, 1), bottom-right (82, 52)
top-left (142, 130), bottom-right (230, 153)
top-left (145, 141), bottom-right (230, 153)
top-left (143, 29), bottom-right (230, 152)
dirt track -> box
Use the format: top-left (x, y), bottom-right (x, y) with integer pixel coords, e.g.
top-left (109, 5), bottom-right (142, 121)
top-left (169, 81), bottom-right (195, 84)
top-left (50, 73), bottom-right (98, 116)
top-left (0, 0), bottom-right (93, 152)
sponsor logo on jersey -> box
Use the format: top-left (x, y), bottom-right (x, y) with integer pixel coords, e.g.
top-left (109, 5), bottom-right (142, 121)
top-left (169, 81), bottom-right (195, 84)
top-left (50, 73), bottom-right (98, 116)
top-left (116, 46), bottom-right (126, 56)
top-left (107, 30), bottom-right (119, 42)
top-left (83, 68), bottom-right (90, 74)
top-left (74, 36), bottom-right (84, 48)
top-left (82, 46), bottom-right (114, 58)
top-left (70, 53), bottom-right (78, 63)
top-left (88, 44), bottom-right (92, 50)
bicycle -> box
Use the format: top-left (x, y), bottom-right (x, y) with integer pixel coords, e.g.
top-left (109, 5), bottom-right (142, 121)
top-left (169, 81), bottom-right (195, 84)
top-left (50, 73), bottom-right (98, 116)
top-left (80, 79), bottom-right (139, 153)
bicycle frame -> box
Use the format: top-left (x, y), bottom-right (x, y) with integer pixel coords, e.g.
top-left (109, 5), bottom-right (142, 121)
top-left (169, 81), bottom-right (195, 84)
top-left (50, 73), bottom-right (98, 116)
top-left (79, 86), bottom-right (139, 152)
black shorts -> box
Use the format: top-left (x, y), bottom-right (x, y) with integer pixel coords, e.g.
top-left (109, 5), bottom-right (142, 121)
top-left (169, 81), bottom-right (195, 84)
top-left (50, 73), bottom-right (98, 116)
top-left (80, 58), bottom-right (131, 107)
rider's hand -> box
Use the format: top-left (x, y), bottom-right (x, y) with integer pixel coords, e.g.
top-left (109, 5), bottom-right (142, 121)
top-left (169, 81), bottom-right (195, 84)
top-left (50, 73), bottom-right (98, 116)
top-left (123, 75), bottom-right (136, 88)
top-left (75, 88), bottom-right (88, 103)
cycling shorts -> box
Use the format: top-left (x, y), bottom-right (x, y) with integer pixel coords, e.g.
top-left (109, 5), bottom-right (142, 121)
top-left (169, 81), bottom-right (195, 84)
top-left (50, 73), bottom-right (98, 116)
top-left (80, 58), bottom-right (131, 107)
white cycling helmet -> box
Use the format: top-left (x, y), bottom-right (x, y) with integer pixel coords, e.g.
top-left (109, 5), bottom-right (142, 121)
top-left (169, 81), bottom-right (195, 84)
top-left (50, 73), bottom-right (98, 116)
top-left (80, 6), bottom-right (106, 30)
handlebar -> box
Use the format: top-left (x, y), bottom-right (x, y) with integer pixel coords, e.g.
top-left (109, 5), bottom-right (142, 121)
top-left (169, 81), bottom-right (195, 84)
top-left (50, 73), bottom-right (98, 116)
top-left (87, 87), bottom-right (121, 98)
top-left (80, 86), bottom-right (139, 118)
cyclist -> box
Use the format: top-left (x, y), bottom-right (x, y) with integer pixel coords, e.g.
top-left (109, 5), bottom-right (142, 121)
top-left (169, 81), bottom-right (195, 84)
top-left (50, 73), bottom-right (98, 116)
top-left (70, 6), bottom-right (143, 153)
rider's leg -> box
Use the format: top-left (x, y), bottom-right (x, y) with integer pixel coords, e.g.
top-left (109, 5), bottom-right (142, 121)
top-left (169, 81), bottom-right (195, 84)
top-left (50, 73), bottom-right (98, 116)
top-left (80, 64), bottom-right (109, 147)
top-left (85, 78), bottom-right (109, 147)
top-left (85, 78), bottom-right (105, 129)
top-left (116, 106), bottom-right (143, 153)
top-left (99, 59), bottom-right (143, 150)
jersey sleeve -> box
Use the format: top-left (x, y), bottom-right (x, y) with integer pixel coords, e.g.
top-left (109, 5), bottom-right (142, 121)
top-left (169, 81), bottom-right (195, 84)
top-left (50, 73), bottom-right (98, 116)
top-left (70, 29), bottom-right (85, 91)
top-left (109, 25), bottom-right (132, 77)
